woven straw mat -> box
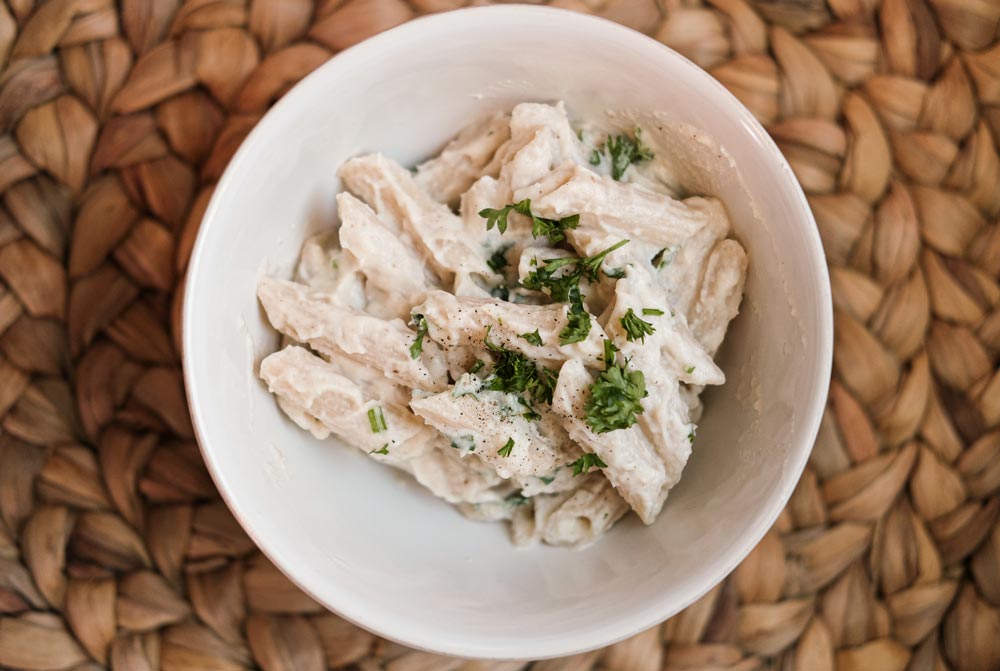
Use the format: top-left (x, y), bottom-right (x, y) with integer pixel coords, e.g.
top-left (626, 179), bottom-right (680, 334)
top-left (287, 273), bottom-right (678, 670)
top-left (1, 0), bottom-right (999, 669)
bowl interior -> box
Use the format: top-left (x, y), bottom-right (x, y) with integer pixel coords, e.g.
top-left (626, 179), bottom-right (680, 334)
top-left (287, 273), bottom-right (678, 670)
top-left (184, 6), bottom-right (832, 660)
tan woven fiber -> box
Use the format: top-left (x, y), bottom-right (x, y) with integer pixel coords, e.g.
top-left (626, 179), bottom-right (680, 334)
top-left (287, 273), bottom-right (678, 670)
top-left (1, 0), bottom-right (999, 668)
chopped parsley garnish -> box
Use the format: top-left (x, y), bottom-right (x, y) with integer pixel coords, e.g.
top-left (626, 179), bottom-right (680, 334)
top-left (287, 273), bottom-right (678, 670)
top-left (531, 212), bottom-right (580, 244)
top-left (685, 365), bottom-right (696, 374)
top-left (480, 201), bottom-right (523, 234)
top-left (539, 475), bottom-right (555, 485)
top-left (523, 244), bottom-right (630, 301)
top-left (584, 340), bottom-right (648, 433)
top-left (409, 314), bottom-right (428, 359)
top-left (589, 149), bottom-right (602, 165)
top-left (487, 245), bottom-right (511, 273)
top-left (621, 308), bottom-right (656, 342)
top-left (498, 437), bottom-right (515, 457)
top-left (520, 329), bottom-right (543, 346)
top-left (468, 359), bottom-right (485, 374)
top-left (602, 339), bottom-right (619, 368)
top-left (560, 286), bottom-right (592, 345)
top-left (688, 429), bottom-right (696, 443)
top-left (367, 407), bottom-right (387, 433)
top-left (578, 240), bottom-right (629, 280)
top-left (602, 128), bottom-right (654, 180)
top-left (570, 453), bottom-right (608, 475)
top-left (369, 444), bottom-right (389, 455)
top-left (604, 267), bottom-right (626, 279)
top-left (490, 284), bottom-right (510, 301)
top-left (483, 333), bottom-right (557, 406)
top-left (642, 308), bottom-right (664, 316)
top-left (450, 435), bottom-right (476, 451)
top-left (652, 247), bottom-right (675, 269)
top-left (480, 199), bottom-right (580, 244)
top-left (504, 491), bottom-right (529, 507)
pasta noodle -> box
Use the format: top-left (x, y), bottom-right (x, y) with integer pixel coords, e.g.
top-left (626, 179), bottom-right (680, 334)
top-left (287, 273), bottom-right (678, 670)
top-left (257, 102), bottom-right (748, 547)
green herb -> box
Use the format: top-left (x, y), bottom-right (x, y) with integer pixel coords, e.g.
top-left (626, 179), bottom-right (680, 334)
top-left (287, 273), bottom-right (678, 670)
top-left (589, 149), bottom-right (602, 165)
top-left (469, 359), bottom-right (485, 374)
top-left (480, 199), bottom-right (580, 244)
top-left (523, 241), bottom-right (629, 303)
top-left (578, 240), bottom-right (630, 280)
top-left (330, 259), bottom-right (339, 270)
top-left (604, 267), bottom-right (626, 279)
top-left (520, 329), bottom-right (543, 347)
top-left (498, 437), bottom-right (515, 457)
top-left (688, 429), bottom-right (696, 443)
top-left (367, 406), bottom-right (387, 433)
top-left (585, 340), bottom-right (648, 433)
top-left (487, 245), bottom-right (511, 273)
top-left (490, 284), bottom-right (510, 301)
top-left (621, 308), bottom-right (656, 342)
top-left (484, 325), bottom-right (503, 352)
top-left (642, 308), bottom-right (664, 316)
top-left (479, 201), bottom-right (522, 234)
top-left (504, 491), bottom-right (529, 507)
top-left (539, 475), bottom-right (555, 485)
top-left (531, 212), bottom-right (580, 244)
top-left (484, 336), bottom-right (557, 406)
top-left (450, 435), bottom-right (476, 451)
top-left (652, 247), bottom-right (674, 269)
top-left (685, 365), bottom-right (696, 374)
top-left (521, 256), bottom-right (581, 302)
top-left (569, 453), bottom-right (608, 475)
top-left (560, 286), bottom-right (592, 345)
top-left (602, 339), bottom-right (619, 369)
top-left (604, 128), bottom-right (654, 180)
top-left (409, 314), bottom-right (428, 359)
top-left (369, 444), bottom-right (389, 455)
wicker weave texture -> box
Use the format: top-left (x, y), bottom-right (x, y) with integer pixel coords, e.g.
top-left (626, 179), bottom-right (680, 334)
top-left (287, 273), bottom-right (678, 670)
top-left (1, 0), bottom-right (999, 669)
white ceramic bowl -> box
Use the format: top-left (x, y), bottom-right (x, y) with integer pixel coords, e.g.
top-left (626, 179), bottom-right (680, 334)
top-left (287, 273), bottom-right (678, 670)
top-left (183, 6), bottom-right (832, 660)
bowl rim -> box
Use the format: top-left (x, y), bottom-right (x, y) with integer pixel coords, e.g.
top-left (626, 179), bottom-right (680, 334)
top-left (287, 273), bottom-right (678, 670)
top-left (183, 4), bottom-right (834, 660)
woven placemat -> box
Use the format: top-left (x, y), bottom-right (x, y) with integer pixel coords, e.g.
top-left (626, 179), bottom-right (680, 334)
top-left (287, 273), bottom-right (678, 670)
top-left (1, 0), bottom-right (999, 669)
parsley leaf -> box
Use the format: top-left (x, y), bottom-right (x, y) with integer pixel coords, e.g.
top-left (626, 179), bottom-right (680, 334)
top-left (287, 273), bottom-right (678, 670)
top-left (539, 475), bottom-right (556, 485)
top-left (569, 453), bottom-right (608, 475)
top-left (520, 329), bottom-right (543, 346)
top-left (522, 240), bottom-right (629, 301)
top-left (480, 199), bottom-right (579, 244)
top-left (642, 308), bottom-right (664, 316)
top-left (652, 247), bottom-right (676, 269)
top-left (685, 365), bottom-right (696, 374)
top-left (484, 338), bottom-right (557, 406)
top-left (560, 285), bottom-right (592, 345)
top-left (504, 490), bottom-right (529, 507)
top-left (578, 239), bottom-right (629, 280)
top-left (369, 444), bottom-right (389, 455)
top-left (480, 203), bottom-right (518, 234)
top-left (367, 407), bottom-right (387, 433)
top-left (409, 314), bottom-right (428, 359)
top-left (585, 340), bottom-right (648, 433)
top-left (531, 212), bottom-right (580, 244)
top-left (602, 339), bottom-right (619, 369)
top-left (450, 435), bottom-right (476, 451)
top-left (498, 437), bottom-right (515, 457)
top-left (604, 128), bottom-right (654, 180)
top-left (621, 308), bottom-right (656, 342)
top-left (604, 267), bottom-right (626, 279)
top-left (487, 244), bottom-right (511, 273)
top-left (589, 149), bottom-right (602, 165)
top-left (468, 359), bottom-right (485, 374)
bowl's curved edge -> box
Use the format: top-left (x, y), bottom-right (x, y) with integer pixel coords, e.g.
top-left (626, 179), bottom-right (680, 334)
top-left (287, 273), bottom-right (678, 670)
top-left (182, 4), bottom-right (835, 660)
